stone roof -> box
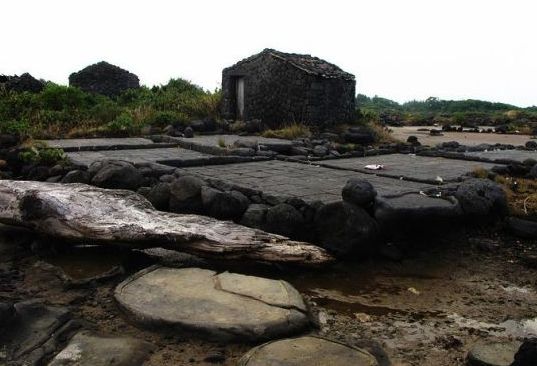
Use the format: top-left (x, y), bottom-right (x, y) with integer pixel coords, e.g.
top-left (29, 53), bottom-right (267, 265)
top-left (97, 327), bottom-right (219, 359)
top-left (228, 48), bottom-right (355, 81)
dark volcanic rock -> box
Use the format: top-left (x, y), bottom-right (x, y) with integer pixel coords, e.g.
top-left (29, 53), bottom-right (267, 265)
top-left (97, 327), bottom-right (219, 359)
top-left (61, 169), bottom-right (90, 184)
top-left (507, 217), bottom-right (537, 239)
top-left (69, 61), bottom-right (140, 97)
top-left (146, 182), bottom-right (171, 211)
top-left (265, 203), bottom-right (304, 237)
top-left (201, 186), bottom-right (249, 220)
top-left (512, 339), bottom-right (537, 366)
top-left (455, 179), bottom-right (508, 218)
top-left (525, 140), bottom-right (537, 150)
top-left (314, 201), bottom-right (378, 256)
top-left (91, 161), bottom-right (144, 190)
top-left (168, 175), bottom-right (204, 213)
top-left (240, 204), bottom-right (269, 229)
top-left (342, 178), bottom-right (377, 207)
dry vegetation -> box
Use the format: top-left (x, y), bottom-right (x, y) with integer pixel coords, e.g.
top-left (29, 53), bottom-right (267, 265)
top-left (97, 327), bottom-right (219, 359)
top-left (261, 123), bottom-right (311, 140)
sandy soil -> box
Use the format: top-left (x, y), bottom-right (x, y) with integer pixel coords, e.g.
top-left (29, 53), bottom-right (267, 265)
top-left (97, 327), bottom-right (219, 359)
top-left (2, 226), bottom-right (537, 366)
top-left (390, 126), bottom-right (535, 147)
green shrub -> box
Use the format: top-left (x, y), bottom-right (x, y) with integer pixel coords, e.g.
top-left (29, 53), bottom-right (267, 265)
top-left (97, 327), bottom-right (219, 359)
top-left (149, 111), bottom-right (189, 127)
top-left (106, 112), bottom-right (140, 135)
top-left (0, 119), bottom-right (29, 135)
top-left (19, 147), bottom-right (65, 165)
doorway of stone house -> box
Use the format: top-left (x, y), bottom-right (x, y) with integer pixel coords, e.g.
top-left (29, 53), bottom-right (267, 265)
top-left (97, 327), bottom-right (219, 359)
top-left (235, 77), bottom-right (244, 120)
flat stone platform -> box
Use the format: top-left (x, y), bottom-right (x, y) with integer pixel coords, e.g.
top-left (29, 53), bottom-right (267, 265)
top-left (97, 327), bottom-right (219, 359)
top-left (318, 154), bottom-right (499, 183)
top-left (171, 134), bottom-right (293, 154)
top-left (66, 147), bottom-right (212, 167)
top-left (463, 150), bottom-right (537, 164)
top-left (179, 160), bottom-right (433, 203)
top-left (42, 137), bottom-right (176, 152)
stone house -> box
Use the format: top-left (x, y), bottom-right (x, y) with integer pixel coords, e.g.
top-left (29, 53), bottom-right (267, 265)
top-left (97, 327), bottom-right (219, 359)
top-left (221, 49), bottom-right (356, 128)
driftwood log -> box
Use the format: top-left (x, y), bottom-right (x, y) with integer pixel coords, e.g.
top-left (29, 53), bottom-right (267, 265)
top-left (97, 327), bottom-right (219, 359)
top-left (0, 180), bottom-right (334, 267)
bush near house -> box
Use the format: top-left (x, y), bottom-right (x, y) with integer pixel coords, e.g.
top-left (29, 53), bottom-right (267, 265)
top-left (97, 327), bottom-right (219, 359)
top-left (0, 78), bottom-right (222, 139)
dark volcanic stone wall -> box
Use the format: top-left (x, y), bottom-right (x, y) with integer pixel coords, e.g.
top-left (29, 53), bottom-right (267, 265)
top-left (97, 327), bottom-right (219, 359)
top-left (222, 54), bottom-right (355, 128)
top-left (69, 61), bottom-right (140, 97)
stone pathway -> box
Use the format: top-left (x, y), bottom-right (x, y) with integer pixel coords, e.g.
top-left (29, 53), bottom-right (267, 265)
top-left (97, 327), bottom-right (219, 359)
top-left (237, 336), bottom-right (379, 366)
top-left (318, 154), bottom-right (499, 183)
top-left (114, 266), bottom-right (310, 342)
top-left (178, 160), bottom-right (434, 203)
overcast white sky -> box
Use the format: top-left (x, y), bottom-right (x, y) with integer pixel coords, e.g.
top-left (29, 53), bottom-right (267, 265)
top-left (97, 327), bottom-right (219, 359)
top-left (1, 0), bottom-right (536, 107)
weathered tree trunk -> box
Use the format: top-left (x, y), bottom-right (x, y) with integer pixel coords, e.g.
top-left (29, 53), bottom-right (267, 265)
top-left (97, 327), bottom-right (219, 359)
top-left (0, 180), bottom-right (334, 267)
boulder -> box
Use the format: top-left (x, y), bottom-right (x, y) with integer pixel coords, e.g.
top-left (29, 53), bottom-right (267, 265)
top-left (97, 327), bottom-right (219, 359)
top-left (265, 203), bottom-right (304, 237)
top-left (454, 179), bottom-right (508, 218)
top-left (525, 141), bottom-right (537, 150)
top-left (201, 186), bottom-right (249, 220)
top-left (240, 204), bottom-right (269, 229)
top-left (91, 161), bottom-right (144, 190)
top-left (512, 339), bottom-right (537, 366)
top-left (312, 145), bottom-right (328, 157)
top-left (114, 266), bottom-right (310, 342)
top-left (507, 217), bottom-right (537, 239)
top-left (48, 331), bottom-right (155, 366)
top-left (314, 201), bottom-right (378, 256)
top-left (68, 61), bottom-right (140, 97)
top-left (342, 178), bottom-right (377, 207)
top-left (467, 341), bottom-right (520, 366)
top-left (168, 175), bottom-right (204, 213)
top-left (183, 126), bottom-right (194, 138)
top-left (237, 336), bottom-right (379, 366)
top-left (61, 170), bottom-right (90, 184)
top-left (374, 194), bottom-right (461, 226)
top-left (146, 182), bottom-right (171, 211)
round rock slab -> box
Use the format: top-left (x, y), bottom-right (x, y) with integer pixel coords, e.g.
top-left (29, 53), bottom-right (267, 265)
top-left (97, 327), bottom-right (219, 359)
top-left (237, 336), bottom-right (378, 366)
top-left (114, 266), bottom-right (309, 342)
top-left (467, 341), bottom-right (521, 366)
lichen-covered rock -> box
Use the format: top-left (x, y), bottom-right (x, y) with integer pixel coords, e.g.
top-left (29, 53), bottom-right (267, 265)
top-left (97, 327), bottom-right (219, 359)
top-left (69, 61), bottom-right (140, 97)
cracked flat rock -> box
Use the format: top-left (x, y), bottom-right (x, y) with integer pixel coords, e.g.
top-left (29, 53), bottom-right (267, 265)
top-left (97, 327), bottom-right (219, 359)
top-left (237, 336), bottom-right (379, 366)
top-left (114, 266), bottom-right (309, 341)
top-left (48, 331), bottom-right (154, 366)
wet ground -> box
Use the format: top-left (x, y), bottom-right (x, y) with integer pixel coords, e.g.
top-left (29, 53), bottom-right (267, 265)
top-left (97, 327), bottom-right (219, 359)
top-left (2, 225), bottom-right (537, 365)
